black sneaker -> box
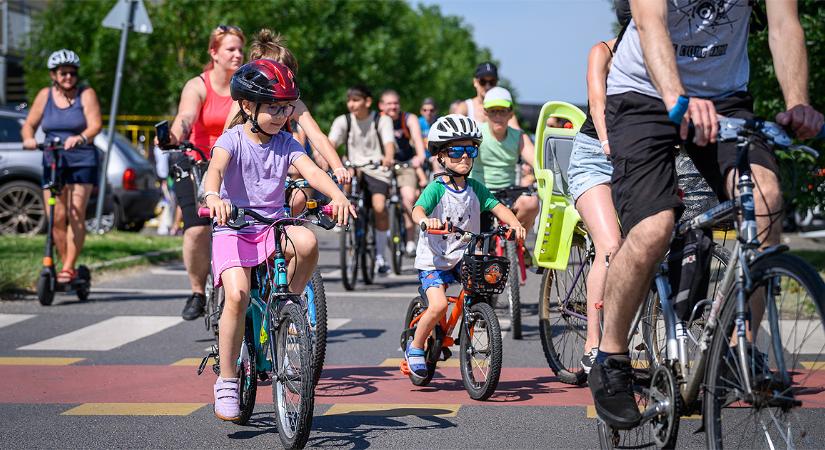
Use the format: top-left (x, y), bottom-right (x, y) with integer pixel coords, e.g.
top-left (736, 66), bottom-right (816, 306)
top-left (589, 355), bottom-right (641, 430)
top-left (182, 293), bottom-right (206, 321)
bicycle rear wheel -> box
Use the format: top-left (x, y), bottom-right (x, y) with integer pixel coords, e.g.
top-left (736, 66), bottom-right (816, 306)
top-left (401, 296), bottom-right (437, 386)
top-left (305, 269), bottom-right (327, 387)
top-left (204, 271), bottom-right (224, 343)
top-left (390, 204), bottom-right (403, 275)
top-left (234, 315), bottom-right (257, 425)
top-left (272, 301), bottom-right (314, 449)
top-left (339, 223), bottom-right (359, 291)
top-left (460, 301), bottom-right (503, 400)
top-left (703, 252), bottom-right (825, 449)
top-left (643, 245), bottom-right (730, 368)
top-left (539, 232), bottom-right (591, 385)
top-left (505, 240), bottom-right (522, 340)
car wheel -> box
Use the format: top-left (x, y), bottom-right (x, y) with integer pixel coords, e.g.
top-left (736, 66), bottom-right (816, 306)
top-left (0, 180), bottom-right (46, 235)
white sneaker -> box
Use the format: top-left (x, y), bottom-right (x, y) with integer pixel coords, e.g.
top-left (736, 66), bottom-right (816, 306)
top-left (405, 241), bottom-right (416, 256)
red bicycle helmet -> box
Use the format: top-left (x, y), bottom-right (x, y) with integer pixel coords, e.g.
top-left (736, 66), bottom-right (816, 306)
top-left (230, 59), bottom-right (299, 103)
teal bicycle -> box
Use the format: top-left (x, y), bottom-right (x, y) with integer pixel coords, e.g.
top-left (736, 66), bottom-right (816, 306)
top-left (197, 201), bottom-right (335, 449)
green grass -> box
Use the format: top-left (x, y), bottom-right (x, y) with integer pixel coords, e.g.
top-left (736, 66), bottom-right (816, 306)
top-left (789, 250), bottom-right (825, 275)
top-left (0, 232), bottom-right (182, 294)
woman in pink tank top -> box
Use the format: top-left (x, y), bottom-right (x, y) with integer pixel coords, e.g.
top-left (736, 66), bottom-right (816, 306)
top-left (164, 25), bottom-right (245, 321)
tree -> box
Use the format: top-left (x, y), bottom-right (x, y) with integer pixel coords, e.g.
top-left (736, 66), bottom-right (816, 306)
top-left (24, 0), bottom-right (492, 130)
top-left (747, 0), bottom-right (824, 210)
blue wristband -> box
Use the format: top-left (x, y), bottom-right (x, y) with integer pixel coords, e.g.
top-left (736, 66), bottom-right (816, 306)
top-left (668, 95), bottom-right (690, 124)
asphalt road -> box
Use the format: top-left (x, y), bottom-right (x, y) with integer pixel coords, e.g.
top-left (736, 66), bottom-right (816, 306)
top-left (2, 231), bottom-right (823, 449)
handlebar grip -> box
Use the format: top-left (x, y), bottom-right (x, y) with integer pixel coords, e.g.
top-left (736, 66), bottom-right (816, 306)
top-left (504, 228), bottom-right (515, 241)
top-left (321, 204), bottom-right (335, 217)
top-left (197, 207), bottom-right (211, 218)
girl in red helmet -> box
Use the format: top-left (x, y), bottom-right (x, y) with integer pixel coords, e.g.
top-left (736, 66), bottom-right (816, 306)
top-left (202, 59), bottom-right (353, 421)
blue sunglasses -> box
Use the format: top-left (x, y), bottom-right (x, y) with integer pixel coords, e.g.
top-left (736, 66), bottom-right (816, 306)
top-left (445, 145), bottom-right (479, 159)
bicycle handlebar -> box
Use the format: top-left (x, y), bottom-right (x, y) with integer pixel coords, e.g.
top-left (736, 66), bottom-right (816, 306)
top-left (420, 221), bottom-right (517, 241)
top-left (159, 141), bottom-right (209, 161)
top-left (197, 203), bottom-right (336, 230)
top-left (344, 160), bottom-right (380, 170)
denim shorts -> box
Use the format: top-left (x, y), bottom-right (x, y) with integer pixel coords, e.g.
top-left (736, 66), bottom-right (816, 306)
top-left (419, 265), bottom-right (462, 292)
top-left (567, 132), bottom-right (613, 202)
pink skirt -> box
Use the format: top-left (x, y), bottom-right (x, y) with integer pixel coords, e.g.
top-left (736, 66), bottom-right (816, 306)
top-left (211, 225), bottom-right (278, 288)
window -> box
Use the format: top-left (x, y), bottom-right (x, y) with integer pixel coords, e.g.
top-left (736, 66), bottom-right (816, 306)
top-left (0, 118), bottom-right (23, 143)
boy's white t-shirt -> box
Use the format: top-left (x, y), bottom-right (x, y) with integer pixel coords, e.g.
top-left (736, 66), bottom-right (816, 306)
top-left (329, 111), bottom-right (395, 183)
top-left (413, 178), bottom-right (499, 271)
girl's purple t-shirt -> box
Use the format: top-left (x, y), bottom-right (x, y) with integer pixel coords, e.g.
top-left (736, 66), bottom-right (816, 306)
top-left (213, 125), bottom-right (306, 224)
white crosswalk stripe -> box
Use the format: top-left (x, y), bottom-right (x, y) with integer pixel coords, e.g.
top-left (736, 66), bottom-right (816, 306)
top-left (0, 314), bottom-right (36, 330)
top-left (18, 316), bottom-right (183, 351)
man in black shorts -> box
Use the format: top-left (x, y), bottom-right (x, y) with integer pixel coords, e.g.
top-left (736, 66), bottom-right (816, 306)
top-left (589, 0), bottom-right (824, 429)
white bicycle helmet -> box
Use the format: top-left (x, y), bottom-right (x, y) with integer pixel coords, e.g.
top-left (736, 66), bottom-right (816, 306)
top-left (427, 114), bottom-right (482, 153)
top-left (47, 49), bottom-right (80, 70)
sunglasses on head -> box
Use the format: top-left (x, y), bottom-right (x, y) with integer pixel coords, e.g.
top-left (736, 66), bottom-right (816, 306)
top-left (479, 78), bottom-right (498, 87)
top-left (216, 24), bottom-right (242, 33)
top-left (445, 145), bottom-right (479, 159)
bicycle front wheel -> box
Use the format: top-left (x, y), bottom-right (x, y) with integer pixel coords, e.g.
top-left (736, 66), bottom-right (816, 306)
top-left (460, 301), bottom-right (503, 400)
top-left (339, 223), bottom-right (358, 291)
top-left (505, 240), bottom-right (522, 340)
top-left (272, 302), bottom-right (314, 449)
top-left (390, 204), bottom-right (403, 275)
top-left (361, 209), bottom-right (376, 284)
top-left (306, 269), bottom-right (327, 387)
top-left (539, 233), bottom-right (591, 385)
top-left (704, 252), bottom-right (825, 449)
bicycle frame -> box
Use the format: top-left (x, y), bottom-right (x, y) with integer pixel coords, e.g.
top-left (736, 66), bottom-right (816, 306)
top-left (409, 289), bottom-right (469, 350)
top-left (652, 119), bottom-right (793, 407)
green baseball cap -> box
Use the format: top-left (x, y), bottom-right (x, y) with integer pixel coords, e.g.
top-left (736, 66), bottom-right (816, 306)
top-left (483, 86), bottom-right (513, 109)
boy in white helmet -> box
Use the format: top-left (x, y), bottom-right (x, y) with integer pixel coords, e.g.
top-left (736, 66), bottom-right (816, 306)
top-left (404, 114), bottom-right (526, 382)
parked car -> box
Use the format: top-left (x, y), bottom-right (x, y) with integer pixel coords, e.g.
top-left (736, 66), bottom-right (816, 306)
top-left (0, 107), bottom-right (160, 235)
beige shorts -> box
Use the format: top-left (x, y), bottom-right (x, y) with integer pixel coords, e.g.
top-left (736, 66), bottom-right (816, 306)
top-left (395, 166), bottom-right (418, 189)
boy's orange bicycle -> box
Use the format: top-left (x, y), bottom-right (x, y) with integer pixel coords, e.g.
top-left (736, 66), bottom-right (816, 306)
top-left (400, 222), bottom-right (517, 400)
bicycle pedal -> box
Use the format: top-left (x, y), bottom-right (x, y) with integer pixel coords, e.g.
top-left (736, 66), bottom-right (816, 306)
top-left (197, 352), bottom-right (218, 376)
top-left (440, 348), bottom-right (452, 361)
top-left (258, 372), bottom-right (270, 382)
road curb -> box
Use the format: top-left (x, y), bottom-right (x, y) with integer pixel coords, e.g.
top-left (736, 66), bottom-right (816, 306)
top-left (87, 247), bottom-right (182, 271)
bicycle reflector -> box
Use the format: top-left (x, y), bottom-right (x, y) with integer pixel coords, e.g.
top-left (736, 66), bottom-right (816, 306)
top-left (306, 199), bottom-right (317, 209)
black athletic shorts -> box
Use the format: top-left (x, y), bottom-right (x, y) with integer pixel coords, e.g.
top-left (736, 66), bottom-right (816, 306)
top-left (605, 91), bottom-right (779, 234)
top-left (171, 154), bottom-right (211, 230)
top-left (363, 173), bottom-right (390, 197)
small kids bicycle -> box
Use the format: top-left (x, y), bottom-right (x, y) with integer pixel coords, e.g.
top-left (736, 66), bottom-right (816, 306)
top-left (196, 201), bottom-right (336, 449)
top-left (400, 222), bottom-right (517, 400)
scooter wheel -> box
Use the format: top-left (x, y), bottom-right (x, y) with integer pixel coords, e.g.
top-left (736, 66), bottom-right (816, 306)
top-left (75, 266), bottom-right (91, 302)
top-left (37, 271), bottom-right (55, 306)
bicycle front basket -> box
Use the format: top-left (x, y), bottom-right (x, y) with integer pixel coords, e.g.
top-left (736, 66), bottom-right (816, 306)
top-left (460, 253), bottom-right (510, 295)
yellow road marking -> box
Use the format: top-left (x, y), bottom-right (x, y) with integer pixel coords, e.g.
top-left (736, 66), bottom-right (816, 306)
top-left (0, 357), bottom-right (84, 366)
top-left (713, 230), bottom-right (736, 240)
top-left (801, 361), bottom-right (825, 370)
top-left (324, 403), bottom-right (461, 417)
top-left (62, 403), bottom-right (206, 416)
top-left (586, 405), bottom-right (699, 420)
top-left (170, 357), bottom-right (214, 366)
top-left (380, 357), bottom-right (460, 368)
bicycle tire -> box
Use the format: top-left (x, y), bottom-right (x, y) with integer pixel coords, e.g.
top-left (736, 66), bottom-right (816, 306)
top-left (234, 314), bottom-right (258, 425)
top-left (642, 245), bottom-right (730, 368)
top-left (390, 204), bottom-right (403, 275)
top-left (361, 209), bottom-right (376, 284)
top-left (505, 240), bottom-right (523, 340)
top-left (539, 233), bottom-right (591, 385)
top-left (307, 268), bottom-right (327, 387)
top-left (460, 301), bottom-right (503, 400)
top-left (204, 271), bottom-right (224, 342)
top-left (703, 252), bottom-right (825, 450)
top-left (339, 224), bottom-right (358, 291)
top-left (272, 301), bottom-right (314, 449)
top-left (402, 296), bottom-right (436, 386)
